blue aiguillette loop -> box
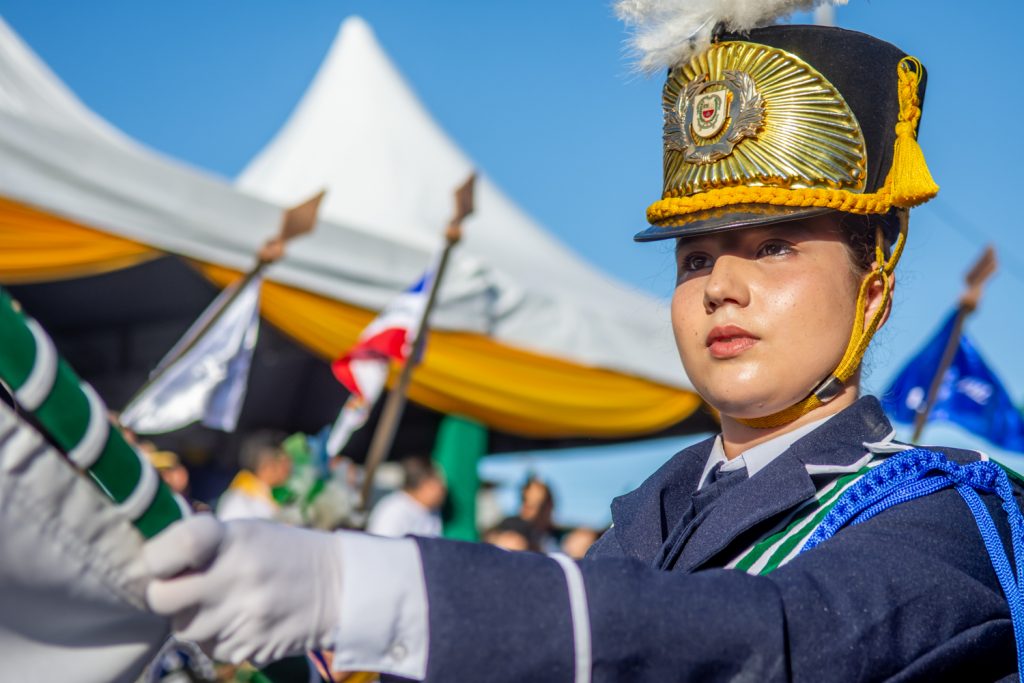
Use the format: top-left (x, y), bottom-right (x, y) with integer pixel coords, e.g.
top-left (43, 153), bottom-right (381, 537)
top-left (801, 448), bottom-right (1024, 673)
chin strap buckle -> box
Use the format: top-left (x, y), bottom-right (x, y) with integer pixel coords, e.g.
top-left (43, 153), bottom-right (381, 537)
top-left (813, 375), bottom-right (844, 403)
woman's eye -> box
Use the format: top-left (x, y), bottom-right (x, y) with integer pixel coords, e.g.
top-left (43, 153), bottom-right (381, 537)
top-left (680, 253), bottom-right (711, 272)
top-left (757, 241), bottom-right (794, 258)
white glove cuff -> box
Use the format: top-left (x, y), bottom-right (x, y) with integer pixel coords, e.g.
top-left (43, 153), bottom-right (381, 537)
top-left (331, 531), bottom-right (429, 680)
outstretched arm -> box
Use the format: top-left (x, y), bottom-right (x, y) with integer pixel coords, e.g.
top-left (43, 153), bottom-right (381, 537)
top-left (145, 486), bottom-right (1016, 682)
top-left (414, 486), bottom-right (1014, 681)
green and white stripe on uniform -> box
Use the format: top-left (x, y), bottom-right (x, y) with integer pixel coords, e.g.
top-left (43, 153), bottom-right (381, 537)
top-left (727, 453), bottom-right (887, 575)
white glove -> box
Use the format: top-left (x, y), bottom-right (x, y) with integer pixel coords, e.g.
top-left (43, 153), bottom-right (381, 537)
top-left (143, 514), bottom-right (343, 665)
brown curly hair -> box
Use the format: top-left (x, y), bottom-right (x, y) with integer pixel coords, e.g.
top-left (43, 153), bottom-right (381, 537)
top-left (839, 212), bottom-right (898, 277)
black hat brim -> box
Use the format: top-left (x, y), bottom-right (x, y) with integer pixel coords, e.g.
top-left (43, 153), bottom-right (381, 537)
top-left (633, 204), bottom-right (834, 242)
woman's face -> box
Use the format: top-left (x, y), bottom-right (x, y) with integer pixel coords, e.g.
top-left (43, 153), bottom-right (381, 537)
top-left (671, 215), bottom-right (862, 420)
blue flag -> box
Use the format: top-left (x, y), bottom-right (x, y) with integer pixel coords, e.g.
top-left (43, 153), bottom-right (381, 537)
top-left (882, 310), bottom-right (1024, 451)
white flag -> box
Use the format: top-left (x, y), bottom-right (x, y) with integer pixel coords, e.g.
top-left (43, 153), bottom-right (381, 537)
top-left (325, 359), bottom-right (388, 456)
top-left (120, 275), bottom-right (262, 435)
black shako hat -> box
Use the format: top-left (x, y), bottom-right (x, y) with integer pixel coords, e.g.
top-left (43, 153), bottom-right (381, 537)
top-left (634, 24), bottom-right (938, 242)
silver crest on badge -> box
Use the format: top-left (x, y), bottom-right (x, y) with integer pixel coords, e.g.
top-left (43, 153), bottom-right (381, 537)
top-left (665, 69), bottom-right (765, 165)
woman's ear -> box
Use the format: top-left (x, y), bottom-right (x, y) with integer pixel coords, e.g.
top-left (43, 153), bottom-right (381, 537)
top-left (863, 266), bottom-right (895, 330)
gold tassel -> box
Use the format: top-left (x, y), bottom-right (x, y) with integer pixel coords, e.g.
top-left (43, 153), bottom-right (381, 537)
top-left (887, 56), bottom-right (939, 208)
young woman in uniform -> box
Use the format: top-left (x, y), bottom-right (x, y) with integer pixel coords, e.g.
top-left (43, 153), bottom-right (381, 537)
top-left (143, 11), bottom-right (1024, 683)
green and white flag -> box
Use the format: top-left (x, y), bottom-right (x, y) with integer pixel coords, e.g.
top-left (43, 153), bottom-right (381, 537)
top-left (0, 401), bottom-right (169, 682)
top-left (121, 275), bottom-right (262, 435)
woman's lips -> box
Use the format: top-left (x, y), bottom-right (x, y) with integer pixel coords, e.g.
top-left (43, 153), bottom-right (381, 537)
top-left (706, 325), bottom-right (759, 360)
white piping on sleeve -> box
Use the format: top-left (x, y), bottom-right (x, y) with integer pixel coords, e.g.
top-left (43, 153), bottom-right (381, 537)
top-left (550, 553), bottom-right (592, 683)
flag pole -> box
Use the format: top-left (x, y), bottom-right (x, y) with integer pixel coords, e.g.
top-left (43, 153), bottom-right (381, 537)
top-left (911, 246), bottom-right (997, 442)
top-left (121, 191), bottom-right (324, 411)
top-left (358, 173), bottom-right (476, 511)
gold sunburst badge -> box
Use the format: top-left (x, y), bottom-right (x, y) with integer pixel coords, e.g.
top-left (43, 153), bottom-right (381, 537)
top-left (662, 41), bottom-right (867, 198)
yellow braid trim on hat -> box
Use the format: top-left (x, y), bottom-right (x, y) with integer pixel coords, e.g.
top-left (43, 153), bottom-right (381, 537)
top-left (647, 57), bottom-right (938, 227)
top-left (647, 185), bottom-right (895, 224)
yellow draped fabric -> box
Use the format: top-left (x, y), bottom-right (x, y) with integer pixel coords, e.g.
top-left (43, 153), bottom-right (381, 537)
top-left (0, 197), bottom-right (701, 437)
top-left (0, 197), bottom-right (157, 281)
top-left (200, 264), bottom-right (700, 437)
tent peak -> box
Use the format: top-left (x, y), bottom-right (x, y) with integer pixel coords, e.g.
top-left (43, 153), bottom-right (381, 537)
top-left (236, 11), bottom-right (459, 238)
top-left (328, 15), bottom-right (390, 83)
top-left (234, 14), bottom-right (693, 391)
top-left (337, 15), bottom-right (373, 41)
top-left (0, 15), bottom-right (132, 148)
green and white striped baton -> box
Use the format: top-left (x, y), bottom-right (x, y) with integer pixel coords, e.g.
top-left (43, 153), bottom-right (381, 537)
top-left (0, 286), bottom-right (187, 538)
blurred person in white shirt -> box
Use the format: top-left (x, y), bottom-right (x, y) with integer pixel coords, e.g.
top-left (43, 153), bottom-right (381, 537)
top-left (217, 430), bottom-right (291, 522)
top-left (366, 456), bottom-right (446, 538)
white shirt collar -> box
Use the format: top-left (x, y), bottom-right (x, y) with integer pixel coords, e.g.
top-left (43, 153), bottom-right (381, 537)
top-left (697, 415), bottom-right (833, 490)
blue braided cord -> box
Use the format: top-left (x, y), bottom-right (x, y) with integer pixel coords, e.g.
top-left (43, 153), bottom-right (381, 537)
top-left (798, 448), bottom-right (1024, 674)
top-left (982, 466), bottom-right (1024, 668)
top-left (847, 475), bottom-right (952, 528)
top-left (989, 466), bottom-right (1024, 586)
top-left (804, 449), bottom-right (1001, 551)
top-left (803, 449), bottom-right (951, 551)
top-left (955, 484), bottom-right (1024, 668)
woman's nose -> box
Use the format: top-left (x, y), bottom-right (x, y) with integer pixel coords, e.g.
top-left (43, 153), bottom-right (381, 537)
top-left (703, 255), bottom-right (750, 313)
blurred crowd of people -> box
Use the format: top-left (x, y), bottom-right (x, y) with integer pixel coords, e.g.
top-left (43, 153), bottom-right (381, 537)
top-left (132, 427), bottom-right (604, 683)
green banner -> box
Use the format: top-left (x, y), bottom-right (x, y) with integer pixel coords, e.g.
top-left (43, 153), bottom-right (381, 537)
top-left (433, 414), bottom-right (487, 541)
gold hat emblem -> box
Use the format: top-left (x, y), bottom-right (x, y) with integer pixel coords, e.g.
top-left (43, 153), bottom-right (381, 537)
top-left (661, 41), bottom-right (866, 199)
top-left (668, 70), bottom-right (764, 164)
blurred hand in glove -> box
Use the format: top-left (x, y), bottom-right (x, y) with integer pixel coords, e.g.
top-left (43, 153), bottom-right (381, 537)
top-left (143, 514), bottom-right (343, 665)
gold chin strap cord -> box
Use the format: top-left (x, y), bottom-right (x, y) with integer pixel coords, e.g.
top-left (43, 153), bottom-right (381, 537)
top-left (737, 211), bottom-right (907, 429)
top-left (734, 56), bottom-right (932, 430)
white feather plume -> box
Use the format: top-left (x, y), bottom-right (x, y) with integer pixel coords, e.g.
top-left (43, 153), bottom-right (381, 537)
top-left (616, 0), bottom-right (848, 72)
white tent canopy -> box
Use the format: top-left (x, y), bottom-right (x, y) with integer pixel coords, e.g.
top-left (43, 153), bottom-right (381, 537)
top-left (236, 17), bottom-right (685, 388)
top-left (0, 17), bottom-right (485, 328)
top-left (0, 14), bottom-right (691, 395)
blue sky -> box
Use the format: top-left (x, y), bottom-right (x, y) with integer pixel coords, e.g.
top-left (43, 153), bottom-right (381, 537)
top-left (4, 1), bottom-right (1024, 524)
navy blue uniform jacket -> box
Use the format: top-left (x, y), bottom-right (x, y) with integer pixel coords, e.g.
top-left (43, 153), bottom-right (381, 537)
top-left (405, 398), bottom-right (1020, 681)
